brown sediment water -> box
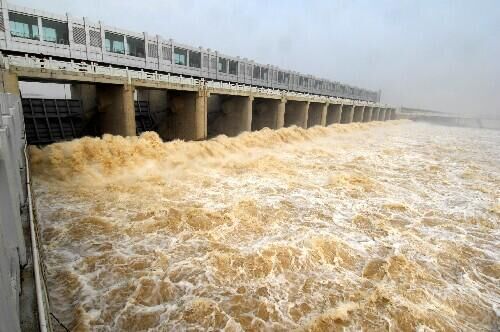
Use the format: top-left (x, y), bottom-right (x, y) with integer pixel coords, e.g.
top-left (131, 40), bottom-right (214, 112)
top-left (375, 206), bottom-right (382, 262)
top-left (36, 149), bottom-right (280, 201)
top-left (30, 121), bottom-right (499, 331)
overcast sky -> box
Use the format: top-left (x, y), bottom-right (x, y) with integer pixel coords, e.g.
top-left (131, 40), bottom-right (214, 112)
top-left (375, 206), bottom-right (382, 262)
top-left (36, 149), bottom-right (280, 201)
top-left (13, 0), bottom-right (500, 117)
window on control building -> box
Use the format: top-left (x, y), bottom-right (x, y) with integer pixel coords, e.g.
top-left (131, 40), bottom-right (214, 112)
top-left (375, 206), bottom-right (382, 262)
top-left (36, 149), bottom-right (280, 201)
top-left (174, 48), bottom-right (187, 65)
top-left (42, 19), bottom-right (68, 44)
top-left (218, 58), bottom-right (227, 73)
top-left (228, 60), bottom-right (238, 75)
top-left (105, 32), bottom-right (125, 54)
top-left (253, 66), bottom-right (260, 79)
top-left (126, 37), bottom-right (145, 58)
top-left (9, 12), bottom-right (39, 40)
top-left (189, 51), bottom-right (201, 68)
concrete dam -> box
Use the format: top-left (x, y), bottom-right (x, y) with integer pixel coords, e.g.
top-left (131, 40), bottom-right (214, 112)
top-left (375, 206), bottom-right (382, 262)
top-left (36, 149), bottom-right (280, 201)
top-left (2, 1), bottom-right (499, 332)
top-left (0, 1), bottom-right (397, 330)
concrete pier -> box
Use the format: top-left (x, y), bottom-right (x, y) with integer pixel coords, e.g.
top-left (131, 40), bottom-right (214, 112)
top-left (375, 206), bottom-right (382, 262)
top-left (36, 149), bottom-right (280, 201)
top-left (307, 102), bottom-right (325, 128)
top-left (284, 100), bottom-right (308, 128)
top-left (207, 94), bottom-right (252, 137)
top-left (96, 84), bottom-right (136, 136)
top-left (363, 106), bottom-right (372, 122)
top-left (353, 105), bottom-right (364, 123)
top-left (164, 89), bottom-right (207, 141)
top-left (326, 104), bottom-right (342, 125)
top-left (252, 98), bottom-right (285, 131)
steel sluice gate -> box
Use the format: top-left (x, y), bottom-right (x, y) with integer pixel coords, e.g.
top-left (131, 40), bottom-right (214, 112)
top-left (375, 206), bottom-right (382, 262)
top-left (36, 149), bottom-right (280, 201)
top-left (22, 98), bottom-right (154, 145)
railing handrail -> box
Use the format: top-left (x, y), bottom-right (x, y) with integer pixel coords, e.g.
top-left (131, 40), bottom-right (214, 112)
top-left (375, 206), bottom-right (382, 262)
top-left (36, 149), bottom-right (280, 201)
top-left (2, 54), bottom-right (388, 108)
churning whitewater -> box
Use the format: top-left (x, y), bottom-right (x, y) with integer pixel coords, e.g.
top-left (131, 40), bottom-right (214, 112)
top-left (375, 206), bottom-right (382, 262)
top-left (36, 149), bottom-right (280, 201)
top-left (30, 121), bottom-right (499, 331)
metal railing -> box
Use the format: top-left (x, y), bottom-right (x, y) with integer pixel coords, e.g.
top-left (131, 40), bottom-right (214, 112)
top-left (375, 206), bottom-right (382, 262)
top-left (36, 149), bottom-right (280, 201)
top-left (1, 54), bottom-right (388, 108)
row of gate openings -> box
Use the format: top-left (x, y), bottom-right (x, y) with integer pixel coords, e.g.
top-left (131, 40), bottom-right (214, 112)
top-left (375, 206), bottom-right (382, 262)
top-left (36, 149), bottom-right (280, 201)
top-left (22, 98), bottom-right (154, 145)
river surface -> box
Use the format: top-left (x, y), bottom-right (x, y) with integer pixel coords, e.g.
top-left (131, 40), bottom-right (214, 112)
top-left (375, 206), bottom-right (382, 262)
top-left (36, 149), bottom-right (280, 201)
top-left (30, 121), bottom-right (499, 331)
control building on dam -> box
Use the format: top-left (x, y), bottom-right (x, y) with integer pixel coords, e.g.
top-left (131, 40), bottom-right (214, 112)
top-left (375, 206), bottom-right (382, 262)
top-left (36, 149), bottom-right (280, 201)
top-left (0, 0), bottom-right (397, 145)
top-left (0, 2), bottom-right (398, 329)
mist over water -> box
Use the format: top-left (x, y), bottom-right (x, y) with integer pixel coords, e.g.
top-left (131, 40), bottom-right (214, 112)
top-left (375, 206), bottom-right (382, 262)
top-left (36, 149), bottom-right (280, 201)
top-left (30, 121), bottom-right (499, 331)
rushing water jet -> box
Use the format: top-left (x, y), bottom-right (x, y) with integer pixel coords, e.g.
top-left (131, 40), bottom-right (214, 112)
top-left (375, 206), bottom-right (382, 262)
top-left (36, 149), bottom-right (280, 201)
top-left (31, 121), bottom-right (499, 331)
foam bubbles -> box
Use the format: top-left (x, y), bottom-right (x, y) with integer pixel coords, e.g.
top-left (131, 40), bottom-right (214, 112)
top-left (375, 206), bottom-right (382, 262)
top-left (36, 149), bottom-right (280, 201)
top-left (32, 122), bottom-right (500, 331)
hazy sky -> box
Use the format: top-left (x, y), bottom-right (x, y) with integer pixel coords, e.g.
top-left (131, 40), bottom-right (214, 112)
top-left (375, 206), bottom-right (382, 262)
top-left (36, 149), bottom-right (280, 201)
top-left (13, 0), bottom-right (500, 117)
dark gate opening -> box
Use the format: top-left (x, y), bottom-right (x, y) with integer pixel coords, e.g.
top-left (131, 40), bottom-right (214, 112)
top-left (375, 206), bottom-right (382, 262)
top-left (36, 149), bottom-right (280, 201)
top-left (22, 98), bottom-right (86, 145)
top-left (134, 100), bottom-right (154, 135)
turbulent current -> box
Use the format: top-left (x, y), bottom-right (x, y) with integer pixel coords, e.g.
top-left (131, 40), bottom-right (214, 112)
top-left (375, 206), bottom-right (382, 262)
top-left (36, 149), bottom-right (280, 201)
top-left (30, 121), bottom-right (499, 331)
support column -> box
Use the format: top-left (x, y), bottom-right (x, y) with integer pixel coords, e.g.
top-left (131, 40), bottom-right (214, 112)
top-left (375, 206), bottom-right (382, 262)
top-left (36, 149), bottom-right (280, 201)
top-left (340, 104), bottom-right (354, 124)
top-left (320, 103), bottom-right (328, 126)
top-left (363, 106), bottom-right (373, 122)
top-left (96, 84), bottom-right (136, 136)
top-left (195, 89), bottom-right (208, 139)
top-left (163, 89), bottom-right (207, 141)
top-left (277, 98), bottom-right (285, 129)
top-left (284, 100), bottom-right (308, 128)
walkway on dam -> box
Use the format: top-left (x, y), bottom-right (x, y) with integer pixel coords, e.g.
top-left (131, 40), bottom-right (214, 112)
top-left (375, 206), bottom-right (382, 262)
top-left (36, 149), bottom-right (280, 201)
top-left (1, 55), bottom-right (397, 144)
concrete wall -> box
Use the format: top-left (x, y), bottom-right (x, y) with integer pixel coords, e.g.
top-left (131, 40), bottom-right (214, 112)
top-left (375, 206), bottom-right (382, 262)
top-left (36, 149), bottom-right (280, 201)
top-left (207, 94), bottom-right (252, 137)
top-left (390, 108), bottom-right (397, 120)
top-left (341, 105), bottom-right (354, 124)
top-left (384, 108), bottom-right (391, 121)
top-left (96, 84), bottom-right (136, 136)
top-left (0, 93), bottom-right (26, 332)
top-left (284, 100), bottom-right (308, 128)
top-left (372, 107), bottom-right (380, 121)
top-left (71, 84), bottom-right (96, 115)
top-left (252, 98), bottom-right (284, 131)
top-left (378, 109), bottom-right (386, 121)
top-left (363, 106), bottom-right (372, 122)
top-left (307, 102), bottom-right (325, 128)
top-left (326, 104), bottom-right (342, 125)
top-left (353, 105), bottom-right (364, 123)
top-left (164, 89), bottom-right (207, 141)
top-left (137, 88), bottom-right (170, 139)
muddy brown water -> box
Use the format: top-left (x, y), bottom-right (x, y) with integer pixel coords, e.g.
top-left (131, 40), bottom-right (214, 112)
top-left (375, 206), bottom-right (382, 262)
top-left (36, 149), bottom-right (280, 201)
top-left (30, 121), bottom-right (499, 331)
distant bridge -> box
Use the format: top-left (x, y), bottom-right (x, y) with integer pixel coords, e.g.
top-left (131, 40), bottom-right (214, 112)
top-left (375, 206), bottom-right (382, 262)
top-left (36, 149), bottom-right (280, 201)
top-left (398, 107), bottom-right (499, 130)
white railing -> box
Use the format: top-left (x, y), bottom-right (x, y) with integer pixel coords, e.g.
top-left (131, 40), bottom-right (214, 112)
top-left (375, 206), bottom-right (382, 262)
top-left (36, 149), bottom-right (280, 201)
top-left (1, 54), bottom-right (388, 108)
